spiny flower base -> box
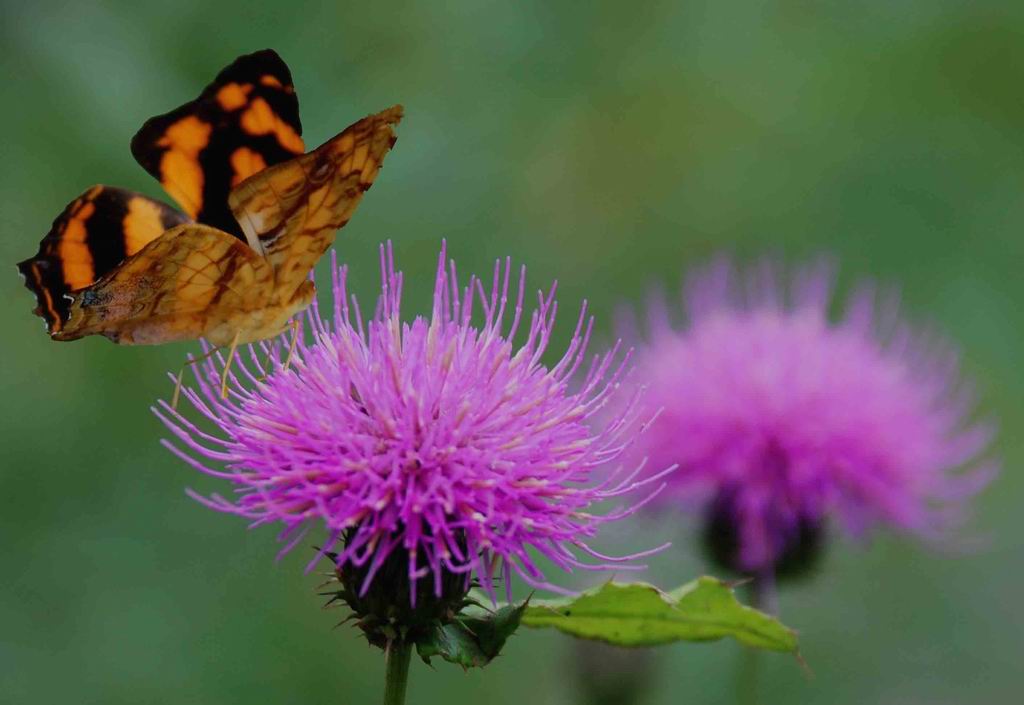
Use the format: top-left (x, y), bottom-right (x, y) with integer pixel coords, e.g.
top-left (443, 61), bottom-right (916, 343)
top-left (322, 533), bottom-right (472, 650)
top-left (322, 538), bottom-right (526, 669)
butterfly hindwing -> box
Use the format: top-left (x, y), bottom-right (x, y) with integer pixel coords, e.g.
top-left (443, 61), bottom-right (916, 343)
top-left (56, 224), bottom-right (276, 345)
top-left (17, 185), bottom-right (189, 335)
top-left (130, 49), bottom-right (305, 239)
top-left (229, 105), bottom-right (403, 297)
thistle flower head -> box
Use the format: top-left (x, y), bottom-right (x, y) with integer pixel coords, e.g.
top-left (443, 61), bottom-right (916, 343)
top-left (156, 243), bottom-right (665, 616)
top-left (625, 258), bottom-right (996, 577)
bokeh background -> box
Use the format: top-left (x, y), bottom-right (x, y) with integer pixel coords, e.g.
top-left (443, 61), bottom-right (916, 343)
top-left (1, 1), bottom-right (1021, 703)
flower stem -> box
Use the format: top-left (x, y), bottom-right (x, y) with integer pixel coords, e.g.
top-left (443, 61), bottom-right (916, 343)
top-left (737, 571), bottom-right (777, 705)
top-left (750, 570), bottom-right (777, 617)
top-left (383, 639), bottom-right (413, 705)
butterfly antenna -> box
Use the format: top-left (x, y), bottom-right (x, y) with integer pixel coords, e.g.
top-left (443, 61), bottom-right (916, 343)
top-left (220, 331), bottom-right (242, 399)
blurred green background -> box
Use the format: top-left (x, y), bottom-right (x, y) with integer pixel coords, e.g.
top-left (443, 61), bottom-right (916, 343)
top-left (1, 1), bottom-right (1021, 703)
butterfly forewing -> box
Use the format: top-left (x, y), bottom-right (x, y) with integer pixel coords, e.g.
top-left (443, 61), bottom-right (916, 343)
top-left (130, 49), bottom-right (304, 239)
top-left (229, 105), bottom-right (403, 297)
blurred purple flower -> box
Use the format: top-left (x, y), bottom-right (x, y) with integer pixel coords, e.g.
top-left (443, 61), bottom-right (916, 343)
top-left (623, 258), bottom-right (996, 577)
top-left (155, 244), bottom-right (667, 602)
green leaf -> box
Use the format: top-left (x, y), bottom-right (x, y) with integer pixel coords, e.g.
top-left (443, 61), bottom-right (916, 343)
top-left (415, 601), bottom-right (527, 668)
top-left (520, 577), bottom-right (798, 653)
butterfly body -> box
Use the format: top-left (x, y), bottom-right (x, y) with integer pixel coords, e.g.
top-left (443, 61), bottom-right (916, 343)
top-left (18, 50), bottom-right (401, 347)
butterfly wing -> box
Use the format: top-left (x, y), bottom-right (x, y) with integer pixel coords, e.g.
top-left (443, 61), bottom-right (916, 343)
top-left (17, 185), bottom-right (189, 335)
top-left (130, 49), bottom-right (304, 239)
top-left (229, 105), bottom-right (403, 298)
top-left (55, 224), bottom-right (274, 346)
top-left (21, 53), bottom-right (397, 347)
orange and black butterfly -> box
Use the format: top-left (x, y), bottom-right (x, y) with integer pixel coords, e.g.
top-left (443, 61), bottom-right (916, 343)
top-left (17, 49), bottom-right (402, 347)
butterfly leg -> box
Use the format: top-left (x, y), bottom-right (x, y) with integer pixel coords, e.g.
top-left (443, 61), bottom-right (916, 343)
top-left (171, 343), bottom-right (225, 409)
top-left (250, 346), bottom-right (278, 385)
top-left (220, 330), bottom-right (242, 399)
top-left (282, 319), bottom-right (301, 372)
top-left (254, 319), bottom-right (301, 383)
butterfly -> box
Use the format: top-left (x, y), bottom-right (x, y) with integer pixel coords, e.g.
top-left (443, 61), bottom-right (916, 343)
top-left (17, 49), bottom-right (402, 348)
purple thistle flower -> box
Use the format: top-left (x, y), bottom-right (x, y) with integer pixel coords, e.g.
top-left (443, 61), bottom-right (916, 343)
top-left (155, 243), bottom-right (667, 606)
top-left (623, 257), bottom-right (996, 578)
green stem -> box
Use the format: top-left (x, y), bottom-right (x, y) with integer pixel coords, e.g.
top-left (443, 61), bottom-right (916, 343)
top-left (571, 640), bottom-right (658, 705)
top-left (737, 643), bottom-right (761, 705)
top-left (383, 639), bottom-right (413, 705)
top-left (737, 572), bottom-right (776, 705)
